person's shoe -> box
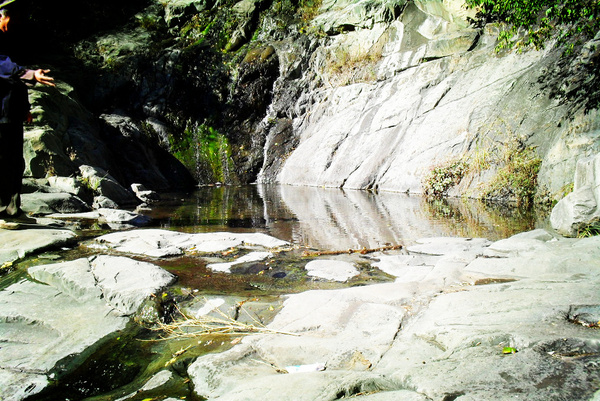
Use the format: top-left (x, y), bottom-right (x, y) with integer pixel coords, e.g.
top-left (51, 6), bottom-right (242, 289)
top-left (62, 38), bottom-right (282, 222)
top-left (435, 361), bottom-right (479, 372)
top-left (0, 219), bottom-right (20, 229)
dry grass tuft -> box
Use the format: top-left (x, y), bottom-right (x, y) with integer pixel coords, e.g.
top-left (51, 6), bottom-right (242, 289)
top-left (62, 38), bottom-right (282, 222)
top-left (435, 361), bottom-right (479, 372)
top-left (152, 299), bottom-right (297, 340)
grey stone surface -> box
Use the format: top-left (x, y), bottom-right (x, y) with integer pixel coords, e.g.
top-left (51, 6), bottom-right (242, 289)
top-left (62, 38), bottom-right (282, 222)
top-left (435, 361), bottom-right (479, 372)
top-left (0, 228), bottom-right (76, 265)
top-left (207, 251), bottom-right (273, 273)
top-left (1, 256), bottom-right (175, 400)
top-left (188, 230), bottom-right (600, 400)
top-left (91, 229), bottom-right (289, 257)
top-left (163, 0), bottom-right (209, 28)
top-left (47, 176), bottom-right (88, 198)
top-left (551, 153), bottom-right (600, 237)
top-left (314, 0), bottom-right (408, 33)
top-left (89, 255), bottom-right (176, 315)
top-left (131, 183), bottom-right (160, 203)
top-left (256, 0), bottom-right (600, 206)
top-left (21, 192), bottom-right (91, 215)
top-left (305, 259), bottom-right (359, 281)
top-left (79, 165), bottom-right (140, 207)
top-left (47, 208), bottom-right (151, 227)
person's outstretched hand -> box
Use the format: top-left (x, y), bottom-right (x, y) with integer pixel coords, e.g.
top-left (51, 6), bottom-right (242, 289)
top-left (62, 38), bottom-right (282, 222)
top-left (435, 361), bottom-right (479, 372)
top-left (33, 69), bottom-right (55, 86)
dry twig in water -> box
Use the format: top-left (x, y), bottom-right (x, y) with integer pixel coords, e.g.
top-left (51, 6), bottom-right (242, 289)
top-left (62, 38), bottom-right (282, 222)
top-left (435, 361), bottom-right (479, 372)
top-left (152, 300), bottom-right (297, 340)
top-left (302, 244), bottom-right (403, 257)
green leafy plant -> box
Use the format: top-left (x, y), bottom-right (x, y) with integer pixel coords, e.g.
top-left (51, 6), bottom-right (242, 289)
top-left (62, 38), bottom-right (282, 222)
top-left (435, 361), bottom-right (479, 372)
top-left (170, 125), bottom-right (233, 184)
top-left (298, 0), bottom-right (323, 24)
top-left (178, 4), bottom-right (237, 52)
top-left (465, 0), bottom-right (600, 52)
top-left (197, 125), bottom-right (233, 183)
top-left (423, 160), bottom-right (469, 198)
top-left (484, 143), bottom-right (542, 207)
top-left (169, 127), bottom-right (196, 173)
top-left (81, 175), bottom-right (101, 192)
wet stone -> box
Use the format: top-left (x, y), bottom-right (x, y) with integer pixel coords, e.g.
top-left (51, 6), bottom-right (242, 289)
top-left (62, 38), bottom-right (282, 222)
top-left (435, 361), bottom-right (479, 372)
top-left (305, 259), bottom-right (360, 282)
top-left (0, 256), bottom-right (176, 400)
top-left (567, 305), bottom-right (600, 328)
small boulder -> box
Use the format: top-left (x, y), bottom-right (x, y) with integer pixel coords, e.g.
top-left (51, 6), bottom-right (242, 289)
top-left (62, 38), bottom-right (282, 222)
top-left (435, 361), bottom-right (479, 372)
top-left (47, 176), bottom-right (88, 198)
top-left (93, 195), bottom-right (120, 209)
top-left (551, 154), bottom-right (600, 237)
top-left (131, 183), bottom-right (160, 203)
top-left (79, 165), bottom-right (139, 207)
top-left (97, 208), bottom-right (152, 227)
top-left (21, 192), bottom-right (92, 215)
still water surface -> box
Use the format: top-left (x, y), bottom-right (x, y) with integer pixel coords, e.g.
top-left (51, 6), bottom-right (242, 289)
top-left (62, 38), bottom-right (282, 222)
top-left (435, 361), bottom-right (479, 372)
top-left (145, 184), bottom-right (548, 249)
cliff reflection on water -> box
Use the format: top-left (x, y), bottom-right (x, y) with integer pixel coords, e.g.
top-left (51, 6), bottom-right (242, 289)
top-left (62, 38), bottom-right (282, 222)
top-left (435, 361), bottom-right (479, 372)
top-left (147, 185), bottom-right (549, 250)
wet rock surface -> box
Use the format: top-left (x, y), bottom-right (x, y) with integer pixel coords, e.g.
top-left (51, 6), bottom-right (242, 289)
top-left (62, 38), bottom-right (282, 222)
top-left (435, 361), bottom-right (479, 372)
top-left (89, 228), bottom-right (290, 257)
top-left (0, 228), bottom-right (76, 266)
top-left (2, 0), bottom-right (599, 398)
top-left (0, 256), bottom-right (175, 400)
top-left (2, 180), bottom-right (598, 400)
top-left (186, 230), bottom-right (600, 401)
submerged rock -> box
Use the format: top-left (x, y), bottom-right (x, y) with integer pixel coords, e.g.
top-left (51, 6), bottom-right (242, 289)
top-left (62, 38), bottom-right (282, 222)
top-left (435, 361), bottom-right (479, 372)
top-left (207, 251), bottom-right (274, 273)
top-left (0, 256), bottom-right (175, 400)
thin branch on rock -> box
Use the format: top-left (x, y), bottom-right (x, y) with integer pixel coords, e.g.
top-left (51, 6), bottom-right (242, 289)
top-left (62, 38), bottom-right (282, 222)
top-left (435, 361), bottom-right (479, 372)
top-left (302, 244), bottom-right (403, 257)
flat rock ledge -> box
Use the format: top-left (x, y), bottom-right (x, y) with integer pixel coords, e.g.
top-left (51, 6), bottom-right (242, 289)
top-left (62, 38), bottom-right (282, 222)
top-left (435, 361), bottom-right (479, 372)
top-left (187, 230), bottom-right (600, 401)
top-left (0, 255), bottom-right (175, 400)
top-left (89, 228), bottom-right (290, 257)
top-left (0, 228), bottom-right (76, 266)
top-left (0, 207), bottom-right (153, 267)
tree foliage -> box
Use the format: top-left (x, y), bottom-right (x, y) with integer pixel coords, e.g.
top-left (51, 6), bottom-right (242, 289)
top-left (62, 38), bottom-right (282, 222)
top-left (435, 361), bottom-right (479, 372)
top-left (465, 0), bottom-right (600, 51)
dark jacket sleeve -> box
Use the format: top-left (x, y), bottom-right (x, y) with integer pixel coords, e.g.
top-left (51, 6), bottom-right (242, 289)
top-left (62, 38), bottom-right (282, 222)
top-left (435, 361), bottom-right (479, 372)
top-left (0, 55), bottom-right (30, 122)
top-left (0, 55), bottom-right (25, 79)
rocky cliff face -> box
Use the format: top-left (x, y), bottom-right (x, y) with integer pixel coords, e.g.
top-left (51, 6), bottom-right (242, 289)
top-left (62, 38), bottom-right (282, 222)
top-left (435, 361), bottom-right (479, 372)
top-left (19, 0), bottom-right (600, 206)
top-left (257, 0), bottom-right (600, 205)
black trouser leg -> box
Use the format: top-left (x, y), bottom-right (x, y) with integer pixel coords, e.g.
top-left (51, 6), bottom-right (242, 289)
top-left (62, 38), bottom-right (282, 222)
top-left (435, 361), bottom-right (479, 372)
top-left (0, 122), bottom-right (24, 217)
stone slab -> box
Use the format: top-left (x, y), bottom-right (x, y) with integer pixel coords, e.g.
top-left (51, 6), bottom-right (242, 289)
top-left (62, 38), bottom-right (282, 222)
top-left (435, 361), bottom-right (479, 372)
top-left (0, 228), bottom-right (76, 265)
top-left (1, 255), bottom-right (176, 400)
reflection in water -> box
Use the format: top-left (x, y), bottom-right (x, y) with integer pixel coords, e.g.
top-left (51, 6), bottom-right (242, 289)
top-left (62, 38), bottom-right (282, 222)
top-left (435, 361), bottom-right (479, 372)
top-left (146, 185), bottom-right (548, 250)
